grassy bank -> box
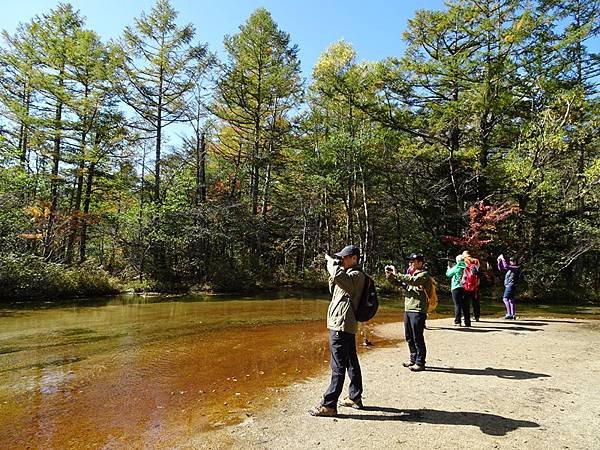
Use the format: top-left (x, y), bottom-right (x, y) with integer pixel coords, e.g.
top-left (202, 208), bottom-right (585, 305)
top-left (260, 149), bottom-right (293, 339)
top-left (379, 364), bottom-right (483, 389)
top-left (2, 254), bottom-right (597, 305)
top-left (0, 254), bottom-right (120, 301)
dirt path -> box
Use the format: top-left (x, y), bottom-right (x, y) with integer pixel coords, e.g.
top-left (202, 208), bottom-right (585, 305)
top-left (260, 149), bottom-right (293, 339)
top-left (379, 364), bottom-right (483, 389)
top-left (195, 317), bottom-right (600, 449)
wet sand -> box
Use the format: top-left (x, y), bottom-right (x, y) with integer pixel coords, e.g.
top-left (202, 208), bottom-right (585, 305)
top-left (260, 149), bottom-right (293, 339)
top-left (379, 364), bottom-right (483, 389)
top-left (205, 317), bottom-right (600, 449)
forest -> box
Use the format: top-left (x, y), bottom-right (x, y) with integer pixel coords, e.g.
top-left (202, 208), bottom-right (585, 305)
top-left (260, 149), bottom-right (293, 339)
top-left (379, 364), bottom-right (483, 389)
top-left (0, 0), bottom-right (598, 301)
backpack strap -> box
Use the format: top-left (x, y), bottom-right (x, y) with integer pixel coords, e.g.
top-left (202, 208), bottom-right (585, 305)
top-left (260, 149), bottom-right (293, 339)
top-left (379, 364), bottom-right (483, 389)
top-left (351, 267), bottom-right (369, 316)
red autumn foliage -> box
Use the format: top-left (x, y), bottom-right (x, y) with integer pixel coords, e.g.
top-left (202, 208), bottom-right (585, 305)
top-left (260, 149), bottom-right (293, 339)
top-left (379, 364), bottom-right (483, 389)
top-left (443, 201), bottom-right (519, 251)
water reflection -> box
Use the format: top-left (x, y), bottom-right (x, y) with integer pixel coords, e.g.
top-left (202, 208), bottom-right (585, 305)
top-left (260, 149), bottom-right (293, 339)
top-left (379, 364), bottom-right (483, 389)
top-left (0, 294), bottom-right (399, 448)
top-left (0, 292), bottom-right (597, 448)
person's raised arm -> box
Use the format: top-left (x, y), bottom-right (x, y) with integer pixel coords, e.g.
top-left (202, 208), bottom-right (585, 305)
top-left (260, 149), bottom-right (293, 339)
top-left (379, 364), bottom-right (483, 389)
top-left (331, 266), bottom-right (363, 293)
top-left (446, 264), bottom-right (460, 277)
top-left (396, 270), bottom-right (429, 287)
top-left (497, 254), bottom-right (507, 271)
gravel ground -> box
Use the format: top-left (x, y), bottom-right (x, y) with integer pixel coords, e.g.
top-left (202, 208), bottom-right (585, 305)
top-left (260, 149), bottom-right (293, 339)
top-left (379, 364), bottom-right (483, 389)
top-left (190, 317), bottom-right (600, 449)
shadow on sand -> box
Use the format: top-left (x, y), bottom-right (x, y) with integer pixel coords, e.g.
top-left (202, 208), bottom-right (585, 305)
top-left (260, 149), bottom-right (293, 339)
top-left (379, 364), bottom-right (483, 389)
top-left (481, 319), bottom-right (581, 325)
top-left (424, 365), bottom-right (550, 379)
top-left (339, 406), bottom-right (539, 436)
top-left (428, 325), bottom-right (543, 333)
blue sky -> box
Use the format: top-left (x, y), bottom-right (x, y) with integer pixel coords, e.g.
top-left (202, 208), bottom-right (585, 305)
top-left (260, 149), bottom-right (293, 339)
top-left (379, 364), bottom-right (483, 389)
top-left (0, 0), bottom-right (448, 79)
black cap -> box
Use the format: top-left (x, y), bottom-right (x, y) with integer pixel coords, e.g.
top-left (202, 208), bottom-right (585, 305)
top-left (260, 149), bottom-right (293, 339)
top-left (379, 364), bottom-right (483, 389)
top-left (334, 245), bottom-right (360, 258)
top-left (407, 253), bottom-right (424, 261)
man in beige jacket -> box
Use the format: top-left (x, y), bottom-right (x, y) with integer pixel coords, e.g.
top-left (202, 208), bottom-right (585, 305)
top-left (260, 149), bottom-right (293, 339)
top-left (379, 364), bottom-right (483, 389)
top-left (309, 245), bottom-right (366, 417)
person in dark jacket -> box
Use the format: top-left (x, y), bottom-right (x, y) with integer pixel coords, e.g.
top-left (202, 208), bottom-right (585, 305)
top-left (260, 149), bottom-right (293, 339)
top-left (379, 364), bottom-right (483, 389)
top-left (497, 254), bottom-right (521, 319)
top-left (309, 245), bottom-right (366, 417)
top-left (386, 253), bottom-right (430, 372)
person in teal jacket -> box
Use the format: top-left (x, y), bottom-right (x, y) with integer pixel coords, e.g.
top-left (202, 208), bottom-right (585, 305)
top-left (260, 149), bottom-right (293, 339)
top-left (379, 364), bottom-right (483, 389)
top-left (446, 254), bottom-right (470, 327)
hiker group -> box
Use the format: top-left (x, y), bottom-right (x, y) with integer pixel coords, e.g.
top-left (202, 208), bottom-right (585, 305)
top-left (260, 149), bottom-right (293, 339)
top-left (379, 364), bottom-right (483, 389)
top-left (309, 244), bottom-right (521, 417)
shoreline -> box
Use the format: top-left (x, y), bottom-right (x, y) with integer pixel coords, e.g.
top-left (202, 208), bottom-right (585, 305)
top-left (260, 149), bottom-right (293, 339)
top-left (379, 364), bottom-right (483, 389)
top-left (200, 316), bottom-right (600, 449)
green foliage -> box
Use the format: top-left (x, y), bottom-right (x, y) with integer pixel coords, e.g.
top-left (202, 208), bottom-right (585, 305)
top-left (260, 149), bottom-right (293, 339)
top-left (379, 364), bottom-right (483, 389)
top-left (0, 254), bottom-right (119, 301)
top-left (0, 0), bottom-right (598, 301)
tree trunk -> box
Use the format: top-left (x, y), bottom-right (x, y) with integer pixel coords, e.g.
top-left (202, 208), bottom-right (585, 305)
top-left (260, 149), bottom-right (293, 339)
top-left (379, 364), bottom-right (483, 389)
top-left (359, 162), bottom-right (370, 269)
top-left (155, 66), bottom-right (164, 205)
top-left (197, 132), bottom-right (206, 204)
top-left (68, 87), bottom-right (90, 264)
top-left (79, 161), bottom-right (95, 263)
top-left (261, 163), bottom-right (271, 216)
top-left (18, 85), bottom-right (31, 167)
top-left (44, 74), bottom-right (65, 260)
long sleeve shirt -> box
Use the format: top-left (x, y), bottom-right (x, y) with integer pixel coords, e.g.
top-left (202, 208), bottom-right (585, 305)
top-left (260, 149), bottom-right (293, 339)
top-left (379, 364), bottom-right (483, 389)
top-left (394, 270), bottom-right (430, 313)
top-left (498, 259), bottom-right (520, 287)
top-left (326, 263), bottom-right (365, 334)
top-left (446, 261), bottom-right (466, 291)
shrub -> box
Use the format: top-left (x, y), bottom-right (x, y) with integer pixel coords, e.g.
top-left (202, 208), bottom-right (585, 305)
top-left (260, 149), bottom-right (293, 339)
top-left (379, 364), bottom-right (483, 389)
top-left (0, 254), bottom-right (119, 301)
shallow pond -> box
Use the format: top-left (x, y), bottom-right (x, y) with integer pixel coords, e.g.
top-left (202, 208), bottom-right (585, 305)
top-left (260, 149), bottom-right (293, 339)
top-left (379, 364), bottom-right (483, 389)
top-left (0, 292), bottom-right (597, 448)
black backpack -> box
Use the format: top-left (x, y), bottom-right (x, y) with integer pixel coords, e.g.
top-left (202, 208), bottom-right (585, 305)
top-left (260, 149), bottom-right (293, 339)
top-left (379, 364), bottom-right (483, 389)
top-left (355, 273), bottom-right (379, 322)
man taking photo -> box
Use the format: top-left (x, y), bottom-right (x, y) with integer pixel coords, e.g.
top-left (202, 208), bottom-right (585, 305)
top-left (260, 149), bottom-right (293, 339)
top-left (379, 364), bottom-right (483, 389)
top-left (309, 244), bottom-right (366, 417)
top-left (386, 253), bottom-right (430, 372)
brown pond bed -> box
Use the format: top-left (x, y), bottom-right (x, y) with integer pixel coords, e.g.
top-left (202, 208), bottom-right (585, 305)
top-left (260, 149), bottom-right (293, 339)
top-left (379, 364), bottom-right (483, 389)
top-left (0, 299), bottom-right (401, 448)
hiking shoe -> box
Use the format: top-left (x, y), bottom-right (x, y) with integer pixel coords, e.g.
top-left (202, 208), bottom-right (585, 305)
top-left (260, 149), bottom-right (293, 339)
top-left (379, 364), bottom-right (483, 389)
top-left (402, 361), bottom-right (415, 368)
top-left (410, 364), bottom-right (425, 372)
top-left (339, 397), bottom-right (363, 410)
top-left (308, 405), bottom-right (337, 417)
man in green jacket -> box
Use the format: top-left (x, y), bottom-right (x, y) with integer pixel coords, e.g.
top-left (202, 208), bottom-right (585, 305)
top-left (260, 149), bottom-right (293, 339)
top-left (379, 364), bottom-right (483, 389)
top-left (386, 253), bottom-right (430, 372)
top-left (309, 244), bottom-right (366, 417)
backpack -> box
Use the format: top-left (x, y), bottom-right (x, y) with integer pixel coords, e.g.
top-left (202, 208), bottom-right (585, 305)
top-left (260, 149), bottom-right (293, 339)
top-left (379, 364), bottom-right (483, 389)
top-left (461, 260), bottom-right (480, 292)
top-left (355, 273), bottom-right (379, 322)
top-left (423, 276), bottom-right (438, 313)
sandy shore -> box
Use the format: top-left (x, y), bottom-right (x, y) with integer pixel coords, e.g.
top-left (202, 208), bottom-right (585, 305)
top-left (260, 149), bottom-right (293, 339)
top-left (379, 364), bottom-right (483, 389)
top-left (196, 317), bottom-right (600, 449)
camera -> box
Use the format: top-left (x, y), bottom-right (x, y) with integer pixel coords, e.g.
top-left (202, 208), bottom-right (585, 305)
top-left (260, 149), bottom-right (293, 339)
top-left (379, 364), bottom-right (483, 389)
top-left (325, 254), bottom-right (342, 265)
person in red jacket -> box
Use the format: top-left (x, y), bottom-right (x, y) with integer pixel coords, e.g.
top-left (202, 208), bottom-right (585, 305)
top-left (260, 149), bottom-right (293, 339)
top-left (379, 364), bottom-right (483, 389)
top-left (462, 251), bottom-right (481, 322)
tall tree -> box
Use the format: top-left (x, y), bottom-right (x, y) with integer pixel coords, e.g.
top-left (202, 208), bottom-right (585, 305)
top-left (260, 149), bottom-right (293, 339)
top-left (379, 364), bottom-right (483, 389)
top-left (63, 28), bottom-right (118, 263)
top-left (115, 0), bottom-right (209, 205)
top-left (213, 7), bottom-right (302, 216)
top-left (27, 3), bottom-right (84, 259)
top-left (0, 23), bottom-right (38, 168)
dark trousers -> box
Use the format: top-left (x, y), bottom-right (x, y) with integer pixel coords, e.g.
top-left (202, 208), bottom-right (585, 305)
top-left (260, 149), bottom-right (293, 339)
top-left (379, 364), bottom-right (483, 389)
top-left (322, 330), bottom-right (363, 408)
top-left (404, 311), bottom-right (427, 366)
top-left (451, 288), bottom-right (471, 326)
top-left (467, 290), bottom-right (480, 320)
